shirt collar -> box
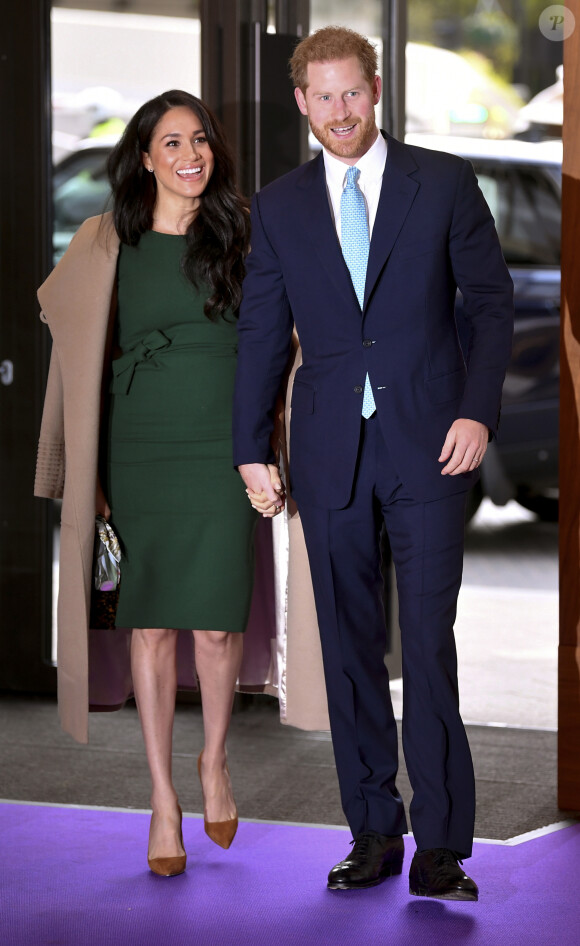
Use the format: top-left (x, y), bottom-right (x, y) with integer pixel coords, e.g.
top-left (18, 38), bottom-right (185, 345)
top-left (322, 130), bottom-right (388, 188)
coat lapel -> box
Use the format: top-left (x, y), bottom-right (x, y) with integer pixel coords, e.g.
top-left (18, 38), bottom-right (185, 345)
top-left (364, 134), bottom-right (420, 309)
top-left (297, 140), bottom-right (421, 312)
top-left (38, 213), bottom-right (119, 356)
top-left (299, 154), bottom-right (360, 307)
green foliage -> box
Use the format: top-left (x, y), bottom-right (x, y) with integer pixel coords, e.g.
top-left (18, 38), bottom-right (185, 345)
top-left (408, 0), bottom-right (549, 84)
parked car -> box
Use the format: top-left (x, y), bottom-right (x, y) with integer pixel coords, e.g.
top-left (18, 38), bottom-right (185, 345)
top-left (406, 134), bottom-right (561, 521)
top-left (52, 137), bottom-right (117, 263)
top-left (53, 134), bottom-right (562, 520)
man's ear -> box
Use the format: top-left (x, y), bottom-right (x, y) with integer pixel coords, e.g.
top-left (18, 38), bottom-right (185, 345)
top-left (372, 75), bottom-right (382, 107)
top-left (294, 86), bottom-right (309, 116)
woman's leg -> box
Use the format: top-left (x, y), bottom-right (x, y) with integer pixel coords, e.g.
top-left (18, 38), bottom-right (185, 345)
top-left (131, 627), bottom-right (185, 858)
top-left (193, 630), bottom-right (243, 822)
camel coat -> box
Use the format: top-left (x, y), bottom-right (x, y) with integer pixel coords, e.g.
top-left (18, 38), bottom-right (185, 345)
top-left (34, 213), bottom-right (329, 744)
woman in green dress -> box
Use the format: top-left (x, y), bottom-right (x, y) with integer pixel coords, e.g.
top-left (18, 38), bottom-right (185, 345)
top-left (98, 91), bottom-right (284, 876)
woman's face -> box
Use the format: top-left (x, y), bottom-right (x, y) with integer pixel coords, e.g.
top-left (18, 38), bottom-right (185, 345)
top-left (142, 106), bottom-right (215, 209)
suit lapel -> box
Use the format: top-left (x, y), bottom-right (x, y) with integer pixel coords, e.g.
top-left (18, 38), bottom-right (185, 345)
top-left (298, 140), bottom-right (421, 312)
top-left (299, 154), bottom-right (360, 307)
top-left (364, 134), bottom-right (420, 309)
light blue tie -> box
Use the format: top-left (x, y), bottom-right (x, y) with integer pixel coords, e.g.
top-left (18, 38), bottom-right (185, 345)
top-left (340, 166), bottom-right (376, 418)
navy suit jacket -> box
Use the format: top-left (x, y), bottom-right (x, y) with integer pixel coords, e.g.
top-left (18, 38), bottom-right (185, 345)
top-left (233, 133), bottom-right (514, 509)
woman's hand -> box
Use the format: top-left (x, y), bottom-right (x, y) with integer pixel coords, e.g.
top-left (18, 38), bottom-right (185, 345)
top-left (96, 476), bottom-right (111, 520)
top-left (245, 463), bottom-right (286, 518)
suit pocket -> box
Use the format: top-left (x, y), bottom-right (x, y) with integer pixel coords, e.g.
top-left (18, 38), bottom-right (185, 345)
top-left (291, 381), bottom-right (315, 414)
top-left (395, 236), bottom-right (438, 262)
top-left (425, 368), bottom-right (466, 404)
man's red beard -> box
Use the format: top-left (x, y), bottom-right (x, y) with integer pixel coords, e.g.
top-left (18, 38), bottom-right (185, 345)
top-left (309, 112), bottom-right (378, 160)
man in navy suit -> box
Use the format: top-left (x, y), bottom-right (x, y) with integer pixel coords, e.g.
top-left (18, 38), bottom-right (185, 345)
top-left (233, 27), bottom-right (513, 900)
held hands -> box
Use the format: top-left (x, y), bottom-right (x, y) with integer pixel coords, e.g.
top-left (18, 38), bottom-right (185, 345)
top-left (239, 463), bottom-right (286, 518)
top-left (239, 419), bottom-right (487, 504)
top-left (439, 419), bottom-right (489, 475)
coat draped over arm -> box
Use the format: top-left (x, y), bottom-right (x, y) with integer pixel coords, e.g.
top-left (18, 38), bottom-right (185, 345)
top-left (34, 213), bottom-right (329, 743)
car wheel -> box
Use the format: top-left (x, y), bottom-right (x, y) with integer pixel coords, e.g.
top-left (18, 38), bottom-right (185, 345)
top-left (516, 488), bottom-right (558, 522)
top-left (465, 481), bottom-right (483, 523)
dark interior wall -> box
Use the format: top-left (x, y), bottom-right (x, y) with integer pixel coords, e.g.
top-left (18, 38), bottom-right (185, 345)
top-left (0, 0), bottom-right (55, 692)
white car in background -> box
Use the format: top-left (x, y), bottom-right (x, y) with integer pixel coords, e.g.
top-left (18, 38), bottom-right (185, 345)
top-left (52, 136), bottom-right (119, 262)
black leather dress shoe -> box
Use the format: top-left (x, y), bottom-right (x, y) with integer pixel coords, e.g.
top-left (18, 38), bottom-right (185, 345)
top-left (327, 833), bottom-right (405, 890)
top-left (409, 848), bottom-right (478, 901)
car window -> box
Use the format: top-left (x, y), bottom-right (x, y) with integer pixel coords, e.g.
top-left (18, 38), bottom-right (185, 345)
top-left (53, 149), bottom-right (113, 263)
top-left (472, 161), bottom-right (561, 267)
top-left (53, 151), bottom-right (111, 230)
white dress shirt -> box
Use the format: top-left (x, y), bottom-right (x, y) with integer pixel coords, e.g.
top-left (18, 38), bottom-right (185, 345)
top-left (322, 131), bottom-right (388, 244)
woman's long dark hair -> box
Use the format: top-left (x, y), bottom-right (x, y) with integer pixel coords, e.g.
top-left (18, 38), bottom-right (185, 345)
top-left (106, 90), bottom-right (250, 320)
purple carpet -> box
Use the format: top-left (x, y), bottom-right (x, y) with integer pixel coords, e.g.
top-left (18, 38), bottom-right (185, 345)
top-left (1, 802), bottom-right (578, 946)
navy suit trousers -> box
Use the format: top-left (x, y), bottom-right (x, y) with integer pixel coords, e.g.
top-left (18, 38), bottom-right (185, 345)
top-left (297, 416), bottom-right (476, 857)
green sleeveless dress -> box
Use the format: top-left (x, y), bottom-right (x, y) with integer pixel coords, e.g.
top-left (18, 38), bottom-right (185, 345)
top-left (105, 230), bottom-right (256, 631)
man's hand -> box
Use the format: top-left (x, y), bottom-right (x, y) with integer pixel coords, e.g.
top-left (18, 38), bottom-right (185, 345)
top-left (239, 463), bottom-right (285, 517)
top-left (439, 419), bottom-right (488, 476)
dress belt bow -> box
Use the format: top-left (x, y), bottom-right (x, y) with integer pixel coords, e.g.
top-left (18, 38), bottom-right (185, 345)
top-left (111, 329), bottom-right (172, 395)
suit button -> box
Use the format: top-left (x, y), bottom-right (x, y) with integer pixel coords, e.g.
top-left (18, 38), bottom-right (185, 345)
top-left (362, 339), bottom-right (373, 347)
top-left (354, 385), bottom-right (363, 394)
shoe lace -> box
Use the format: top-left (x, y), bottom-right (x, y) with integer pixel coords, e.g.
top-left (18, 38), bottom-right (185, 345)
top-left (350, 834), bottom-right (374, 857)
top-left (430, 848), bottom-right (463, 869)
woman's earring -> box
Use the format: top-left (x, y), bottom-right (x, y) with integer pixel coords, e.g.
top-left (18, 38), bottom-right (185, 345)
top-left (148, 167), bottom-right (154, 173)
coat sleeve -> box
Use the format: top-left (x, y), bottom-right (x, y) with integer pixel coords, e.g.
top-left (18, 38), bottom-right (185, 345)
top-left (34, 333), bottom-right (65, 499)
top-left (449, 159), bottom-right (514, 433)
top-left (232, 192), bottom-right (295, 467)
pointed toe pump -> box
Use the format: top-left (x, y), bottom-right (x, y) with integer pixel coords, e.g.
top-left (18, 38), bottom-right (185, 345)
top-left (147, 805), bottom-right (187, 877)
top-left (197, 751), bottom-right (238, 849)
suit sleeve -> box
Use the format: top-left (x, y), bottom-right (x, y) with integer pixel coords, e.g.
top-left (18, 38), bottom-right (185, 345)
top-left (232, 192), bottom-right (294, 467)
top-left (34, 336), bottom-right (65, 499)
top-left (449, 159), bottom-right (514, 434)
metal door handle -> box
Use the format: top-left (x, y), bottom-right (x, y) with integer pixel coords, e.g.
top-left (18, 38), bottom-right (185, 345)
top-left (0, 359), bottom-right (14, 385)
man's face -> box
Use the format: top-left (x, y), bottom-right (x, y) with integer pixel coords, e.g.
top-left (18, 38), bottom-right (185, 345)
top-left (295, 56), bottom-right (381, 165)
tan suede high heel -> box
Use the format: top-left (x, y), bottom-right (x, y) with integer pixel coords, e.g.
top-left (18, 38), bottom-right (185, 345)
top-left (147, 805), bottom-right (187, 877)
top-left (197, 751), bottom-right (238, 849)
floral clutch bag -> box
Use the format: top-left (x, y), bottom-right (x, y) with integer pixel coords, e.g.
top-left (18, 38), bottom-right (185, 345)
top-left (89, 515), bottom-right (121, 630)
